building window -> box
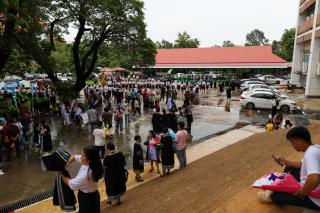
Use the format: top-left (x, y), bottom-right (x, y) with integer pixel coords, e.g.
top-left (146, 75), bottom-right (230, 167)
top-left (303, 50), bottom-right (310, 62)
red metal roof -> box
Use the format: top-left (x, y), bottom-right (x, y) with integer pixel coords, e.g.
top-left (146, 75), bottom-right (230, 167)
top-left (154, 46), bottom-right (287, 68)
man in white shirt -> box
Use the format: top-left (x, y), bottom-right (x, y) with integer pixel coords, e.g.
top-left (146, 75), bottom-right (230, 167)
top-left (93, 121), bottom-right (106, 159)
top-left (259, 126), bottom-right (320, 210)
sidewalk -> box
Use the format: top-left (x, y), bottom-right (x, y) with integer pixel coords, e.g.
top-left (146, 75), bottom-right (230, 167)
top-left (17, 125), bottom-right (264, 213)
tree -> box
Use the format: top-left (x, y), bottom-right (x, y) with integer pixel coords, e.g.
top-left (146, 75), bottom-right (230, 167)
top-left (9, 0), bottom-right (148, 95)
top-left (245, 29), bottom-right (269, 46)
top-left (1, 0), bottom-right (150, 96)
top-left (222, 40), bottom-right (236, 47)
top-left (274, 28), bottom-right (295, 62)
top-left (2, 47), bottom-right (37, 75)
top-left (51, 40), bottom-right (73, 74)
top-left (54, 0), bottom-right (147, 92)
top-left (97, 38), bottom-right (156, 71)
top-left (155, 39), bottom-right (173, 49)
top-left (134, 38), bottom-right (157, 69)
top-left (0, 0), bottom-right (21, 73)
top-left (174, 31), bottom-right (200, 48)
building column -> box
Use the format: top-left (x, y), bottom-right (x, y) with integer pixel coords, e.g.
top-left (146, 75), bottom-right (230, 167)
top-left (291, 1), bottom-right (306, 87)
top-left (305, 0), bottom-right (320, 97)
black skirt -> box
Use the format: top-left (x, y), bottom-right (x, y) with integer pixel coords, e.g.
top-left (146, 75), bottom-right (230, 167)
top-left (78, 190), bottom-right (100, 213)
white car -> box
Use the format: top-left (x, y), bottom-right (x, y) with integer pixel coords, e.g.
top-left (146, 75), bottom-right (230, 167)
top-left (240, 91), bottom-right (297, 112)
top-left (58, 76), bottom-right (69, 82)
top-left (242, 88), bottom-right (289, 99)
top-left (259, 75), bottom-right (284, 85)
top-left (247, 84), bottom-right (271, 91)
top-left (240, 81), bottom-right (266, 91)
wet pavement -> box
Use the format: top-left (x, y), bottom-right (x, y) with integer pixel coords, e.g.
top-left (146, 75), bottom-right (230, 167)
top-left (0, 90), bottom-right (316, 208)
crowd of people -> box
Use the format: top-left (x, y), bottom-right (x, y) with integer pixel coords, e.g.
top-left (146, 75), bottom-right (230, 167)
top-left (3, 75), bottom-right (316, 212)
top-left (55, 77), bottom-right (198, 212)
top-left (0, 85), bottom-right (57, 175)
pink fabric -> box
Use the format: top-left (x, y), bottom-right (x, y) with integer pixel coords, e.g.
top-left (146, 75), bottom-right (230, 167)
top-left (253, 174), bottom-right (320, 199)
top-left (175, 130), bottom-right (188, 150)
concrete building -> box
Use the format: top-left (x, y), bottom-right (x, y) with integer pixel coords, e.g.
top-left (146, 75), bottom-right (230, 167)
top-left (291, 0), bottom-right (320, 97)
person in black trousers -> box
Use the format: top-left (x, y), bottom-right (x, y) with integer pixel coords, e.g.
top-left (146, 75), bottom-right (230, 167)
top-left (61, 146), bottom-right (103, 213)
top-left (133, 135), bottom-right (144, 182)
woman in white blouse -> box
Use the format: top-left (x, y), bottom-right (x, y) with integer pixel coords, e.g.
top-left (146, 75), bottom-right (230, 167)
top-left (61, 145), bottom-right (103, 213)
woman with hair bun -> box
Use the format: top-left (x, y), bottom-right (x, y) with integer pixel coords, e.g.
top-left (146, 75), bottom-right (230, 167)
top-left (61, 145), bottom-right (103, 213)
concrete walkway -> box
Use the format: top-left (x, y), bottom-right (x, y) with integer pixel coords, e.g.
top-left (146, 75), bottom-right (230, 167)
top-left (17, 125), bottom-right (264, 213)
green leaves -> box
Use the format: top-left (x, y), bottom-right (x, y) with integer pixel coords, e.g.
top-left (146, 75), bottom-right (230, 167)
top-left (174, 31), bottom-right (200, 48)
top-left (272, 28), bottom-right (295, 62)
top-left (156, 40), bottom-right (174, 49)
top-left (222, 40), bottom-right (236, 47)
top-left (245, 29), bottom-right (269, 46)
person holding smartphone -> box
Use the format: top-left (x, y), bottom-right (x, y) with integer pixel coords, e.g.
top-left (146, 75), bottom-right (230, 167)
top-left (61, 145), bottom-right (103, 213)
top-left (258, 127), bottom-right (320, 210)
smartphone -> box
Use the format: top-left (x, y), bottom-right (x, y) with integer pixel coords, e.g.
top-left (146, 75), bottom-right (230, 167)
top-left (272, 155), bottom-right (283, 167)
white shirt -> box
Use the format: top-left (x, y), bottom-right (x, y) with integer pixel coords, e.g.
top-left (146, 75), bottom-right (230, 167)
top-left (68, 155), bottom-right (98, 193)
top-left (93, 128), bottom-right (106, 146)
top-left (300, 145), bottom-right (320, 206)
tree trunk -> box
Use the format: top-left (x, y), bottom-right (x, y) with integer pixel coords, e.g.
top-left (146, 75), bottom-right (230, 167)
top-left (74, 75), bottom-right (86, 94)
top-left (0, 8), bottom-right (18, 73)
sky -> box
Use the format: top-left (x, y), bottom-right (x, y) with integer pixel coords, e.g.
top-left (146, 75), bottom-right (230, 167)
top-left (65, 0), bottom-right (299, 47)
top-left (143, 0), bottom-right (298, 47)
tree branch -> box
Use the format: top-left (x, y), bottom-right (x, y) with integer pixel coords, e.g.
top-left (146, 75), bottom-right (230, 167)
top-left (81, 28), bottom-right (110, 71)
top-left (49, 19), bottom-right (60, 51)
top-left (49, 16), bottom-right (71, 51)
top-left (16, 33), bottom-right (58, 83)
top-left (72, 16), bottom-right (86, 76)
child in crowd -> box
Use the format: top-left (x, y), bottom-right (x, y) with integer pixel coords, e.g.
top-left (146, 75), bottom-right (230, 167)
top-left (133, 135), bottom-right (144, 182)
top-left (265, 119), bottom-right (274, 132)
top-left (284, 119), bottom-right (293, 129)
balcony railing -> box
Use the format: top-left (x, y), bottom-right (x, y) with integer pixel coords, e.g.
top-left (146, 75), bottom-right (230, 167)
top-left (296, 32), bottom-right (312, 44)
top-left (297, 17), bottom-right (314, 35)
top-left (300, 0), bottom-right (307, 5)
top-left (300, 0), bottom-right (316, 14)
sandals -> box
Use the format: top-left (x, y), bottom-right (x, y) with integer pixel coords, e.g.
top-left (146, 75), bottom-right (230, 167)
top-left (257, 190), bottom-right (272, 203)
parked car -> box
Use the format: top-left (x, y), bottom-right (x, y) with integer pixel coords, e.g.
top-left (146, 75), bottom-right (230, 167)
top-left (258, 75), bottom-right (285, 85)
top-left (240, 81), bottom-right (266, 91)
top-left (242, 88), bottom-right (289, 99)
top-left (24, 73), bottom-right (35, 80)
top-left (240, 91), bottom-right (297, 112)
top-left (247, 84), bottom-right (271, 91)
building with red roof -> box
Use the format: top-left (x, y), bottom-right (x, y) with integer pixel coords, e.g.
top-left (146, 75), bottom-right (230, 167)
top-left (152, 46), bottom-right (287, 69)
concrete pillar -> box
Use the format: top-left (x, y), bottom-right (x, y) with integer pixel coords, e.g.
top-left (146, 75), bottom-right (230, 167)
top-left (305, 0), bottom-right (320, 97)
top-left (291, 1), bottom-right (307, 87)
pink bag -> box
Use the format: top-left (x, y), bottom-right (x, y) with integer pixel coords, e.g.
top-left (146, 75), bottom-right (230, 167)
top-left (253, 173), bottom-right (320, 199)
